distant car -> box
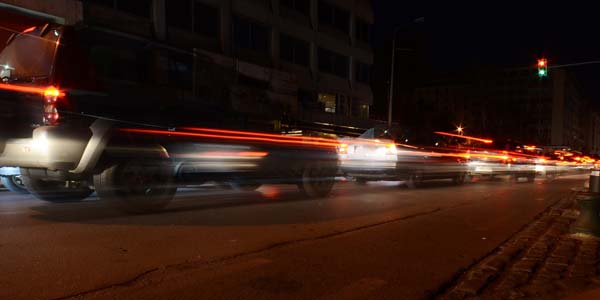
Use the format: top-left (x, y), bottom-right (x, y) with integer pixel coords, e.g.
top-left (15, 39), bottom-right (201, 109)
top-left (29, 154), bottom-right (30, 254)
top-left (466, 147), bottom-right (537, 182)
top-left (339, 128), bottom-right (469, 188)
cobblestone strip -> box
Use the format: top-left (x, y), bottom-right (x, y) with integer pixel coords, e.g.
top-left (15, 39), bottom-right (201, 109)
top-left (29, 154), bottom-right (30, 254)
top-left (436, 192), bottom-right (600, 300)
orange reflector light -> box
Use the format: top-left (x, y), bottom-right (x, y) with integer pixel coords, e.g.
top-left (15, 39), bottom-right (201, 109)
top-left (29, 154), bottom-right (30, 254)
top-left (22, 26), bottom-right (36, 33)
top-left (44, 86), bottom-right (61, 98)
top-left (338, 143), bottom-right (348, 154)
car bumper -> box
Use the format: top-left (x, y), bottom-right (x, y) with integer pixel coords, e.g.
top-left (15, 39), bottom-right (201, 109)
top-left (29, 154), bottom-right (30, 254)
top-left (0, 126), bottom-right (90, 171)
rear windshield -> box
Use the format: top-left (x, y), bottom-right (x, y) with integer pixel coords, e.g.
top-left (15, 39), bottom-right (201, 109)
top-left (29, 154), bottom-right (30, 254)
top-left (359, 127), bottom-right (395, 140)
top-left (0, 26), bottom-right (61, 83)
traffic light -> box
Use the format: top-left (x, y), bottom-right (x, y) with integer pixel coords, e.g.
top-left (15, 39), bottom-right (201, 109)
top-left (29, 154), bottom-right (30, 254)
top-left (537, 58), bottom-right (548, 77)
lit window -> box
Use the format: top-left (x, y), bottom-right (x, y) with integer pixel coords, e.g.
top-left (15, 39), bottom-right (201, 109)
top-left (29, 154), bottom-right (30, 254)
top-left (318, 93), bottom-right (336, 113)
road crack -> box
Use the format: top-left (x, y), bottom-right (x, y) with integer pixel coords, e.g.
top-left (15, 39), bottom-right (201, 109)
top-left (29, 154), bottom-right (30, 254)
top-left (54, 203), bottom-right (466, 300)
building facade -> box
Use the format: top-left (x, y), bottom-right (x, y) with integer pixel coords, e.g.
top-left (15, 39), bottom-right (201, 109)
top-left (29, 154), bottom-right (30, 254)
top-left (413, 68), bottom-right (600, 153)
top-left (0, 0), bottom-right (376, 135)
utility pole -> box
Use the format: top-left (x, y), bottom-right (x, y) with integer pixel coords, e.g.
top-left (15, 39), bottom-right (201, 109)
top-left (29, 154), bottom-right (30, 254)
top-left (387, 18), bottom-right (424, 128)
top-left (388, 27), bottom-right (399, 128)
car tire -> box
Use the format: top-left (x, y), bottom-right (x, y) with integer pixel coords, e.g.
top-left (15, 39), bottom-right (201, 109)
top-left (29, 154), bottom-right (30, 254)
top-left (94, 160), bottom-right (177, 213)
top-left (509, 173), bottom-right (520, 183)
top-left (21, 176), bottom-right (92, 202)
top-left (355, 177), bottom-right (368, 185)
top-left (298, 161), bottom-right (336, 198)
top-left (1, 175), bottom-right (29, 194)
top-left (453, 173), bottom-right (467, 185)
top-left (406, 174), bottom-right (422, 189)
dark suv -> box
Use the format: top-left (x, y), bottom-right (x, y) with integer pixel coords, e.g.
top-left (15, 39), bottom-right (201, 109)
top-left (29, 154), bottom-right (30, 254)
top-left (0, 24), bottom-right (338, 212)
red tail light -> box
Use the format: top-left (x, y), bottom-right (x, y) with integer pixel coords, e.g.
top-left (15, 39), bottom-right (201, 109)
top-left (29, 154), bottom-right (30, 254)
top-left (43, 86), bottom-right (62, 125)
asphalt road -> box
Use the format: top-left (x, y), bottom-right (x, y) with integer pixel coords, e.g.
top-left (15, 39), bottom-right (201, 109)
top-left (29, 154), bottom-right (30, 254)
top-left (0, 175), bottom-right (586, 300)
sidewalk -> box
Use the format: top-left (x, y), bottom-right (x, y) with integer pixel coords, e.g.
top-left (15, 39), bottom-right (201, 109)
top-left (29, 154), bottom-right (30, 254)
top-left (436, 189), bottom-right (600, 300)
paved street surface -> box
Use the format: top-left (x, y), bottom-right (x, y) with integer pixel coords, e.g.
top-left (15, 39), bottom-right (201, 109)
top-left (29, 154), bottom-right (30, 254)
top-left (438, 187), bottom-right (600, 300)
top-left (0, 175), bottom-right (588, 300)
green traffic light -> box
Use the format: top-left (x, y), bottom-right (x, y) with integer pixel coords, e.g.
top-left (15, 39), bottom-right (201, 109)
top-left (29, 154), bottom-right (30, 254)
top-left (538, 69), bottom-right (547, 77)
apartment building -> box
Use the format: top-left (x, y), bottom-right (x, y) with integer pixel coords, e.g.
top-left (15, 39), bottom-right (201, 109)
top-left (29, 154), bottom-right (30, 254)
top-left (413, 68), bottom-right (600, 152)
top-left (0, 0), bottom-right (376, 134)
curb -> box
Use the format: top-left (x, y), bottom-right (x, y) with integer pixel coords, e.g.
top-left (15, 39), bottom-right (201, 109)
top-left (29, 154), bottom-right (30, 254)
top-left (435, 191), bottom-right (600, 300)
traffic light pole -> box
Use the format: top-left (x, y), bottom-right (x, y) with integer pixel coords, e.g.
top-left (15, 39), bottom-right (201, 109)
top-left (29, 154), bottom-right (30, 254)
top-left (548, 60), bottom-right (600, 69)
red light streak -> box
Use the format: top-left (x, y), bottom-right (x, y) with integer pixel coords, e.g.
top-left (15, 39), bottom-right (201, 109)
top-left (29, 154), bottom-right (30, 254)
top-left (186, 151), bottom-right (268, 158)
top-left (121, 128), bottom-right (341, 148)
top-left (0, 83), bottom-right (65, 97)
top-left (434, 131), bottom-right (493, 144)
top-left (22, 26), bottom-right (36, 33)
top-left (181, 126), bottom-right (340, 144)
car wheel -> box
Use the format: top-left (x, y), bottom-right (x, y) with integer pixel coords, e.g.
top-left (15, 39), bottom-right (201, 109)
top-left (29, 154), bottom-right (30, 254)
top-left (453, 173), bottom-right (467, 185)
top-left (1, 175), bottom-right (29, 194)
top-left (94, 160), bottom-right (177, 213)
top-left (298, 161), bottom-right (336, 198)
top-left (406, 174), bottom-right (422, 189)
top-left (509, 173), bottom-right (520, 183)
top-left (355, 177), bottom-right (368, 185)
top-left (21, 176), bottom-right (92, 202)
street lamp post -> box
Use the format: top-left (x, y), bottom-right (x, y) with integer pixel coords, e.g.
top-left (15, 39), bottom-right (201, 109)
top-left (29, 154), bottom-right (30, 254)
top-left (387, 17), bottom-right (423, 128)
top-left (388, 27), bottom-right (399, 128)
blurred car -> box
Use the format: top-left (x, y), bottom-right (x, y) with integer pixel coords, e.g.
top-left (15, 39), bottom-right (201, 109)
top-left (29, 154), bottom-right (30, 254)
top-left (0, 23), bottom-right (338, 212)
top-left (339, 128), bottom-right (469, 187)
top-left (466, 149), bottom-right (537, 182)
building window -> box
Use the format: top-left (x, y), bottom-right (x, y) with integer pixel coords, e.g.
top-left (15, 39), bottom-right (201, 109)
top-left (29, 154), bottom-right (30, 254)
top-left (233, 16), bottom-right (270, 53)
top-left (280, 33), bottom-right (309, 66)
top-left (318, 93), bottom-right (336, 113)
top-left (318, 47), bottom-right (348, 78)
top-left (318, 0), bottom-right (349, 33)
top-left (355, 61), bottom-right (370, 84)
top-left (194, 2), bottom-right (220, 37)
top-left (352, 102), bottom-right (369, 119)
top-left (167, 1), bottom-right (192, 30)
top-left (168, 54), bottom-right (193, 90)
top-left (280, 0), bottom-right (310, 16)
top-left (87, 0), bottom-right (152, 18)
top-left (355, 18), bottom-right (371, 43)
top-left (87, 34), bottom-right (151, 83)
top-left (167, 1), bottom-right (220, 38)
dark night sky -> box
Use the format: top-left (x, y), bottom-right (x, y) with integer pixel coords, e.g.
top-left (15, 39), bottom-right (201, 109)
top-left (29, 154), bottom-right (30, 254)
top-left (372, 2), bottom-right (600, 100)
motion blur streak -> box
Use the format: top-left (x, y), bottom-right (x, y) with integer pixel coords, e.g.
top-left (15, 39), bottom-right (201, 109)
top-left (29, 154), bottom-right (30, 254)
top-left (434, 131), bottom-right (494, 144)
top-left (180, 127), bottom-right (339, 143)
top-left (120, 128), bottom-right (341, 148)
top-left (178, 151), bottom-right (268, 159)
top-left (0, 83), bottom-right (65, 97)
